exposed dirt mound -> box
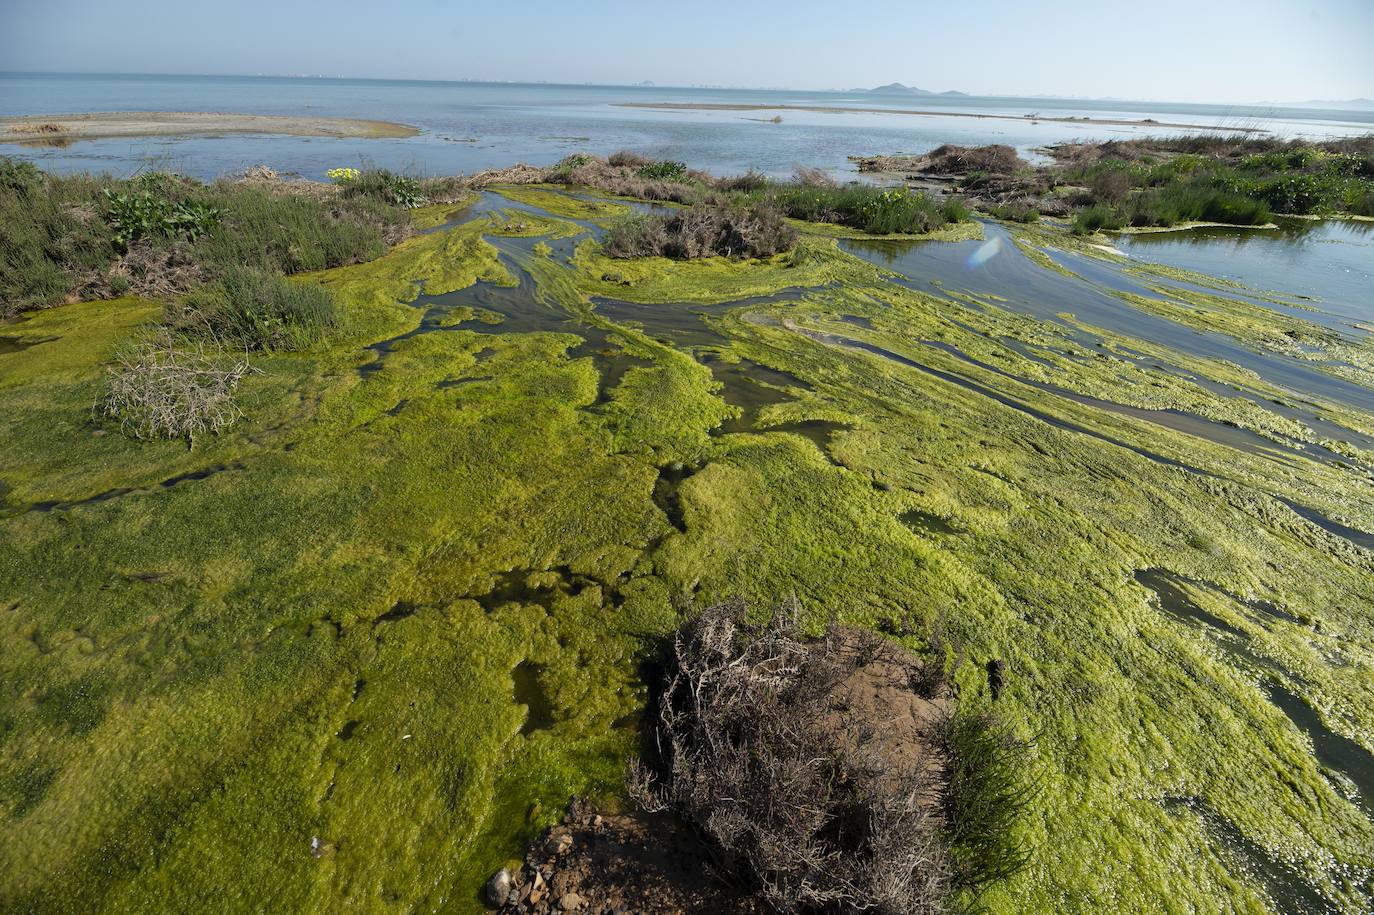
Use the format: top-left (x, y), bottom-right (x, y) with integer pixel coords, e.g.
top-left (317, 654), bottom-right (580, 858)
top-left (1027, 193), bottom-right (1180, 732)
top-left (492, 799), bottom-right (761, 914)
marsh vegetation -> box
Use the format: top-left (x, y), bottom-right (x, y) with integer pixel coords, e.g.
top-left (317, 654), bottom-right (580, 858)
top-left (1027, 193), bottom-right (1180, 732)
top-left (856, 134), bottom-right (1374, 231)
top-left (1, 158), bottom-right (1372, 915)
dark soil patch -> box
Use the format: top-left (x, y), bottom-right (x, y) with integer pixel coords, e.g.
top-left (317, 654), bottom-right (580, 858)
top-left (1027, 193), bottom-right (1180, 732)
top-left (492, 799), bottom-right (762, 913)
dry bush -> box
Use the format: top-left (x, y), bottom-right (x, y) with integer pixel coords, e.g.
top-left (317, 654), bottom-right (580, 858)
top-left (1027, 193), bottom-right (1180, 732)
top-left (792, 166), bottom-right (837, 187)
top-left (418, 174), bottom-right (472, 204)
top-left (924, 145), bottom-right (1024, 175)
top-left (632, 600), bottom-right (953, 914)
top-left (96, 332), bottom-right (254, 445)
top-left (604, 202), bottom-right (797, 260)
top-left (720, 169), bottom-right (771, 193)
top-left (1088, 169), bottom-right (1133, 204)
top-left (608, 150), bottom-right (653, 168)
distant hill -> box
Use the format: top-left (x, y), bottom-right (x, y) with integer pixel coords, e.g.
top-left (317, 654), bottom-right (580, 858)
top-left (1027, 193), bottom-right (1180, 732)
top-left (1257, 97), bottom-right (1374, 111)
top-left (860, 82), bottom-right (967, 98)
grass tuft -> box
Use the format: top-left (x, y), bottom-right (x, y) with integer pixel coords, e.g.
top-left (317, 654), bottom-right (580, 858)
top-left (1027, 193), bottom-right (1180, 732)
top-left (166, 266), bottom-right (339, 351)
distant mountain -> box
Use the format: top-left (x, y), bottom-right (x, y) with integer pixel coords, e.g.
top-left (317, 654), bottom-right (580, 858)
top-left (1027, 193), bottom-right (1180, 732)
top-left (861, 82), bottom-right (967, 98)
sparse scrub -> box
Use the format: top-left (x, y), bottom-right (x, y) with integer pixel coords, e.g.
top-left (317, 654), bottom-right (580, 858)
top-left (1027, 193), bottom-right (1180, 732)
top-left (96, 331), bottom-right (254, 445)
top-left (1057, 135), bottom-right (1373, 225)
top-left (167, 266), bottom-right (338, 351)
top-left (603, 201), bottom-right (796, 259)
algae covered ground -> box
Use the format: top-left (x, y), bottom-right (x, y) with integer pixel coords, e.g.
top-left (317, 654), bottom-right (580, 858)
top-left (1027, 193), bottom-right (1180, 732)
top-left (2, 185), bottom-right (1373, 914)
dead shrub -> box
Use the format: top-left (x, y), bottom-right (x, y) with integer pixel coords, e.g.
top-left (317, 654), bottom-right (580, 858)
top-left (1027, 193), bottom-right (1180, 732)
top-left (792, 166), bottom-right (837, 187)
top-left (608, 150), bottom-right (653, 168)
top-left (631, 600), bottom-right (955, 914)
top-left (604, 202), bottom-right (796, 259)
top-left (96, 331), bottom-right (254, 445)
top-left (924, 144), bottom-right (1024, 175)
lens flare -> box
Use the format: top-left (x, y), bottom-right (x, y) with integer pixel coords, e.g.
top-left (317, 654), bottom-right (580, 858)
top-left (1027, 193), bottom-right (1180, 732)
top-left (965, 235), bottom-right (1002, 269)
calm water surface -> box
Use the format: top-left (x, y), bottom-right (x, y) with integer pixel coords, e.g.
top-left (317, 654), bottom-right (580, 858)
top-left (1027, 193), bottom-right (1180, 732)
top-left (3, 72), bottom-right (1373, 180)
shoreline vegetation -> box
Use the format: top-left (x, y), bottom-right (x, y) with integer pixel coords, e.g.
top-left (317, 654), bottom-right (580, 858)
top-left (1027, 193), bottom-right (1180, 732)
top-left (3, 148), bottom-right (1374, 914)
top-left (615, 101), bottom-right (1261, 133)
top-left (853, 134), bottom-right (1374, 232)
top-left (0, 111), bottom-right (419, 144)
top-left (2, 152), bottom-right (974, 317)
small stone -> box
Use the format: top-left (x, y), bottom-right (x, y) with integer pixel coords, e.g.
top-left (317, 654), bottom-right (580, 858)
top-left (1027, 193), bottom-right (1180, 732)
top-left (558, 892), bottom-right (583, 910)
top-left (485, 869), bottom-right (513, 907)
top-left (554, 833), bottom-right (573, 855)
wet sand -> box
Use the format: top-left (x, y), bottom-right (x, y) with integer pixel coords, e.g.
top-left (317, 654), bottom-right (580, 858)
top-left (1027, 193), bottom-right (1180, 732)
top-left (615, 102), bottom-right (1260, 133)
top-left (0, 111), bottom-right (419, 143)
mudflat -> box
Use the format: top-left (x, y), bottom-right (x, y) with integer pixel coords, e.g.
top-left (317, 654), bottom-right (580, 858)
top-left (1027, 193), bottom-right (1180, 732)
top-left (0, 111), bottom-right (419, 143)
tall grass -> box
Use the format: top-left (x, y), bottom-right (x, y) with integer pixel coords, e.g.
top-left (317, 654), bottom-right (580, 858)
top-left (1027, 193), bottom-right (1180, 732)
top-left (0, 160), bottom-right (116, 313)
top-left (167, 266), bottom-right (339, 351)
top-left (195, 186), bottom-right (393, 274)
top-left (940, 711), bottom-right (1036, 891)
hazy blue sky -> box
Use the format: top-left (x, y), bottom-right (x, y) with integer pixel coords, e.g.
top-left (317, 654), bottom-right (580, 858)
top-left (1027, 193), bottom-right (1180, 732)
top-left (3, 0), bottom-right (1371, 103)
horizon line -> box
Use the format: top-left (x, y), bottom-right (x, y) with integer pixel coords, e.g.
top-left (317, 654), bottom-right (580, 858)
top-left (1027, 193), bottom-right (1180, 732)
top-left (2, 69), bottom-right (1370, 112)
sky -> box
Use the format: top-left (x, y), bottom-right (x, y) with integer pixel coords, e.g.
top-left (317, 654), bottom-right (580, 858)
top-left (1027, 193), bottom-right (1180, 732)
top-left (2, 0), bottom-right (1371, 104)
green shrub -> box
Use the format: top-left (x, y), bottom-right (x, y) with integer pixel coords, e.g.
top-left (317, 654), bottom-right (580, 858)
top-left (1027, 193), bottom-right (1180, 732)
top-left (340, 169), bottom-right (427, 208)
top-left (168, 266), bottom-right (338, 351)
top-left (762, 183), bottom-right (966, 234)
top-left (988, 202), bottom-right (1041, 223)
top-left (636, 160), bottom-right (689, 181)
top-left (102, 188), bottom-right (224, 246)
top-left (1072, 204), bottom-right (1126, 235)
top-left (1122, 184), bottom-right (1271, 227)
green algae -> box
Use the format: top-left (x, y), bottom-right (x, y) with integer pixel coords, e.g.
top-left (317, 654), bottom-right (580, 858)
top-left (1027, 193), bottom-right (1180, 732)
top-left (488, 184), bottom-right (631, 221)
top-left (2, 185), bottom-right (1373, 915)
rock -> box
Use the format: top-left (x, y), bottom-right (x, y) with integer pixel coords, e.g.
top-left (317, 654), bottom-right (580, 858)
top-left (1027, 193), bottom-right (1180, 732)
top-left (554, 833), bottom-right (573, 855)
top-left (485, 869), bottom-right (513, 907)
top-left (558, 891), bottom-right (583, 910)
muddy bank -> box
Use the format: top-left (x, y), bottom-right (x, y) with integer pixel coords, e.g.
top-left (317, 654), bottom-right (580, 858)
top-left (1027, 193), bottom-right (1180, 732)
top-left (0, 111), bottom-right (419, 143)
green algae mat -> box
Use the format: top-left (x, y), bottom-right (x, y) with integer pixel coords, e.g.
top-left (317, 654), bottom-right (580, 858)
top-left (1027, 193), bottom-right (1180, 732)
top-left (2, 189), bottom-right (1372, 913)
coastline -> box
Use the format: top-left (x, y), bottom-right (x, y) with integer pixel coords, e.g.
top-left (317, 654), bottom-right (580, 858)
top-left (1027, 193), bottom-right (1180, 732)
top-left (615, 102), bottom-right (1262, 133)
top-left (0, 111), bottom-right (420, 143)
